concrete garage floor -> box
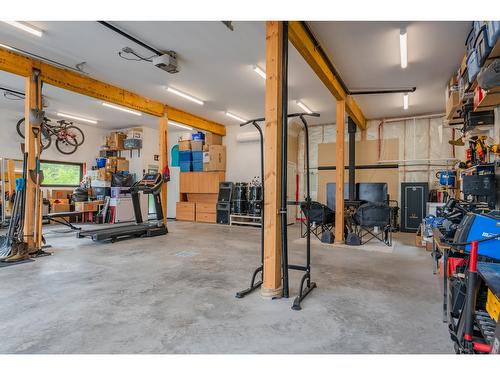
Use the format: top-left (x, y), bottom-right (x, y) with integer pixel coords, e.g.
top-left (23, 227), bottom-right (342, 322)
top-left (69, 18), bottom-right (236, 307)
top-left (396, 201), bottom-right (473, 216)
top-left (0, 221), bottom-right (452, 354)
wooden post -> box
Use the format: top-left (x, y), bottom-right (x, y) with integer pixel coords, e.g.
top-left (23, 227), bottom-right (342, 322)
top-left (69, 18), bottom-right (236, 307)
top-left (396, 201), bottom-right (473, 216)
top-left (158, 110), bottom-right (169, 224)
top-left (335, 100), bottom-right (346, 243)
top-left (261, 21), bottom-right (283, 298)
top-left (6, 159), bottom-right (15, 200)
top-left (23, 70), bottom-right (42, 251)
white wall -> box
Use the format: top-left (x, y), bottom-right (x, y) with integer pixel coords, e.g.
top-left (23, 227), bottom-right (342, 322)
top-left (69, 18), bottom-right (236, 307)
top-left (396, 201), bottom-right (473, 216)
top-left (0, 107), bottom-right (108, 168)
top-left (224, 125), bottom-right (261, 183)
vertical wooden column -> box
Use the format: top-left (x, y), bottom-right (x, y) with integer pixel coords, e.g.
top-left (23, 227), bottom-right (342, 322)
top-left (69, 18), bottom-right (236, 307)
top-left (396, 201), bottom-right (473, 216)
top-left (6, 159), bottom-right (15, 200)
top-left (24, 70), bottom-right (42, 250)
top-left (261, 21), bottom-right (283, 298)
top-left (335, 100), bottom-right (346, 243)
top-left (159, 109), bottom-right (169, 224)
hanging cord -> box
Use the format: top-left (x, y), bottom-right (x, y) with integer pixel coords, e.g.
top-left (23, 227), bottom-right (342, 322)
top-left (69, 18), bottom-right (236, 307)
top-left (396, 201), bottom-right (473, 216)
top-left (118, 47), bottom-right (156, 62)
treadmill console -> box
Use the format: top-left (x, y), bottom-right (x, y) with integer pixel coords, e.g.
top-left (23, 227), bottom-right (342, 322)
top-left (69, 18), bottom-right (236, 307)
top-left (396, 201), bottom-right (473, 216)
top-left (131, 173), bottom-right (163, 193)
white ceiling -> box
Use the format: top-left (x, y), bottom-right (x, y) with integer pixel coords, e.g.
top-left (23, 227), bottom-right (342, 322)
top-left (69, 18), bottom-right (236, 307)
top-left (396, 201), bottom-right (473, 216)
top-left (0, 21), bottom-right (471, 130)
top-left (309, 21), bottom-right (470, 118)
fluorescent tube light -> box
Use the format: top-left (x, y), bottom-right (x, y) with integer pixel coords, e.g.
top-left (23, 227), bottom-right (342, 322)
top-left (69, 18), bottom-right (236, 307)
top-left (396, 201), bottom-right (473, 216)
top-left (3, 21), bottom-right (43, 37)
top-left (166, 87), bottom-right (204, 105)
top-left (296, 100), bottom-right (313, 114)
top-left (56, 112), bottom-right (97, 124)
top-left (169, 120), bottom-right (193, 130)
top-left (252, 65), bottom-right (266, 80)
top-left (403, 93), bottom-right (409, 110)
top-left (400, 27), bottom-right (408, 69)
top-left (225, 111), bottom-right (246, 123)
top-left (102, 102), bottom-right (142, 116)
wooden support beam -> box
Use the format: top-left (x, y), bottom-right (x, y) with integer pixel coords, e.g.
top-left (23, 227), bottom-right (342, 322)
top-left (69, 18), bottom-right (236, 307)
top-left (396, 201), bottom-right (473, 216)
top-left (262, 21), bottom-right (283, 298)
top-left (6, 159), bottom-right (15, 198)
top-left (335, 100), bottom-right (346, 243)
top-left (158, 112), bottom-right (169, 224)
top-left (169, 107), bottom-right (226, 136)
top-left (23, 70), bottom-right (43, 251)
top-left (0, 46), bottom-right (225, 135)
top-left (288, 21), bottom-right (366, 130)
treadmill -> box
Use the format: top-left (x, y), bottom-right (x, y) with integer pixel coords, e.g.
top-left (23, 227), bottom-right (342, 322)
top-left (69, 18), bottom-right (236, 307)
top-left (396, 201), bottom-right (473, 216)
top-left (77, 172), bottom-right (168, 242)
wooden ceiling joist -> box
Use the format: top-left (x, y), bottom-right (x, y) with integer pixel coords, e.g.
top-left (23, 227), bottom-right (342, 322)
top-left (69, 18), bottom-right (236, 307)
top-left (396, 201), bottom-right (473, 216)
top-left (288, 21), bottom-right (367, 130)
top-left (0, 46), bottom-right (226, 136)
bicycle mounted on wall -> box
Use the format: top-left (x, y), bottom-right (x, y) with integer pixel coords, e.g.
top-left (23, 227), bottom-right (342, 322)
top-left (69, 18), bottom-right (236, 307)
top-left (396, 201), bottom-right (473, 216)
top-left (16, 117), bottom-right (85, 155)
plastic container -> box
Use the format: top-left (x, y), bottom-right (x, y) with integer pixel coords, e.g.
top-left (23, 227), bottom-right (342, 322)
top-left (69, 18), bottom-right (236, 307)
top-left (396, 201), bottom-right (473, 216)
top-left (192, 161), bottom-right (204, 172)
top-left (436, 170), bottom-right (456, 187)
top-left (96, 157), bottom-right (107, 169)
top-left (467, 49), bottom-right (480, 84)
top-left (179, 150), bottom-right (193, 162)
top-left (180, 132), bottom-right (193, 141)
top-left (474, 25), bottom-right (492, 66)
top-left (180, 161), bottom-right (192, 172)
top-left (465, 24), bottom-right (477, 54)
top-left (191, 140), bottom-right (203, 152)
top-left (192, 151), bottom-right (203, 161)
top-left (192, 131), bottom-right (205, 141)
top-left (486, 21), bottom-right (500, 49)
top-left (123, 138), bottom-right (142, 149)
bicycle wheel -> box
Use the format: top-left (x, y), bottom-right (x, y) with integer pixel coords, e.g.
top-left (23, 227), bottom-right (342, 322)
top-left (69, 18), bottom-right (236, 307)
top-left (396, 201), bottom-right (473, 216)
top-left (17, 118), bottom-right (52, 150)
top-left (16, 118), bottom-right (25, 139)
top-left (55, 139), bottom-right (78, 155)
top-left (64, 125), bottom-right (85, 146)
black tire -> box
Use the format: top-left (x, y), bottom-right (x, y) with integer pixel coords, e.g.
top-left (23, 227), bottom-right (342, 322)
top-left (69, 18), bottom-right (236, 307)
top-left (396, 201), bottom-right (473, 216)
top-left (16, 118), bottom-right (25, 139)
top-left (17, 118), bottom-right (52, 150)
top-left (64, 125), bottom-right (85, 146)
top-left (55, 139), bottom-right (78, 155)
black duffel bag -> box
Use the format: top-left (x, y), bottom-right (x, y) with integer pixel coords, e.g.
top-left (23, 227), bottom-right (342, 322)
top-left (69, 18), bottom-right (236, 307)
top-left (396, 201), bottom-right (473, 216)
top-left (72, 187), bottom-right (89, 202)
top-left (111, 173), bottom-right (133, 187)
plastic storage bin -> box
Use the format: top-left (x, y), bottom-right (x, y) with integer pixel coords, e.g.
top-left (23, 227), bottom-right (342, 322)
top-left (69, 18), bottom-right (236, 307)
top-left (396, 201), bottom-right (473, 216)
top-left (180, 161), bottom-right (192, 172)
top-left (465, 24), bottom-right (477, 54)
top-left (192, 131), bottom-right (205, 141)
top-left (96, 157), bottom-right (107, 168)
top-left (467, 49), bottom-right (481, 84)
top-left (192, 161), bottom-right (204, 172)
top-left (192, 151), bottom-right (203, 161)
top-left (474, 25), bottom-right (492, 66)
top-left (486, 21), bottom-right (500, 48)
top-left (179, 150), bottom-right (192, 162)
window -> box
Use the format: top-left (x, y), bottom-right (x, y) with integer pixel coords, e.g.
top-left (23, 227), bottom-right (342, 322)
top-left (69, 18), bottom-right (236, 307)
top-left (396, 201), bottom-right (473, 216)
top-left (41, 160), bottom-right (83, 187)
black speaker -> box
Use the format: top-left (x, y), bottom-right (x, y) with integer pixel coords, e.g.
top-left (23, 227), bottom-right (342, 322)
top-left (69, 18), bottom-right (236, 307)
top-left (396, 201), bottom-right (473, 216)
top-left (218, 182), bottom-right (234, 202)
top-left (216, 202), bottom-right (231, 225)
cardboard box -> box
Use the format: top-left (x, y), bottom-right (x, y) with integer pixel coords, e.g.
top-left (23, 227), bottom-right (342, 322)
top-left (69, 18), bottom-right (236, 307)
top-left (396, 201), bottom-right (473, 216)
top-left (49, 198), bottom-right (70, 205)
top-left (97, 168), bottom-right (112, 181)
top-left (176, 202), bottom-right (196, 221)
top-left (446, 91), bottom-right (460, 120)
top-left (459, 53), bottom-right (467, 77)
top-left (203, 145), bottom-right (226, 172)
top-left (50, 189), bottom-right (73, 200)
top-left (126, 127), bottom-right (143, 139)
top-left (116, 158), bottom-right (129, 172)
top-left (75, 201), bottom-right (103, 213)
top-left (204, 132), bottom-right (222, 146)
top-left (179, 140), bottom-right (191, 151)
top-left (49, 202), bottom-right (71, 223)
top-left (108, 132), bottom-right (127, 150)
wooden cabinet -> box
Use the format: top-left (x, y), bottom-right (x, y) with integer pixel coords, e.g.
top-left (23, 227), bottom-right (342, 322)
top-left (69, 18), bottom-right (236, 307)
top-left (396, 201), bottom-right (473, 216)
top-left (195, 203), bottom-right (216, 223)
top-left (176, 202), bottom-right (196, 221)
top-left (180, 172), bottom-right (225, 194)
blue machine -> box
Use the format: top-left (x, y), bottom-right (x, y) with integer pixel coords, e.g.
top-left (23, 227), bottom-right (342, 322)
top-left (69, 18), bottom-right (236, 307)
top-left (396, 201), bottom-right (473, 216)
top-left (436, 170), bottom-right (456, 187)
top-left (454, 212), bottom-right (500, 260)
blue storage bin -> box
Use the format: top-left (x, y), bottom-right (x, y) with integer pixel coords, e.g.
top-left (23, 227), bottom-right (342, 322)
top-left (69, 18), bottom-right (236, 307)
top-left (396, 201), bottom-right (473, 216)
top-left (192, 161), bottom-right (204, 172)
top-left (467, 49), bottom-right (480, 84)
top-left (486, 21), bottom-right (500, 48)
top-left (179, 150), bottom-right (192, 162)
top-left (180, 161), bottom-right (192, 172)
top-left (192, 151), bottom-right (203, 161)
top-left (465, 25), bottom-right (477, 54)
top-left (192, 131), bottom-right (205, 141)
top-left (96, 157), bottom-right (107, 168)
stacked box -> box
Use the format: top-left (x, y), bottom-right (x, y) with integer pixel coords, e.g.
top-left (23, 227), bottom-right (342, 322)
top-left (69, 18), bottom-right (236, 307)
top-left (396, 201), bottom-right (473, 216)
top-left (179, 150), bottom-right (193, 162)
top-left (180, 161), bottom-right (192, 172)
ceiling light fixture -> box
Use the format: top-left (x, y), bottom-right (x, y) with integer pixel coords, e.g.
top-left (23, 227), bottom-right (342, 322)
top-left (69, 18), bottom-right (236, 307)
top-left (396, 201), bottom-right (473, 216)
top-left (102, 102), bottom-right (142, 116)
top-left (399, 27), bottom-right (408, 69)
top-left (3, 21), bottom-right (43, 37)
top-left (403, 93), bottom-right (409, 110)
top-left (169, 120), bottom-right (193, 130)
top-left (56, 112), bottom-right (97, 124)
top-left (166, 87), bottom-right (204, 105)
top-left (225, 111), bottom-right (246, 123)
top-left (296, 100), bottom-right (313, 114)
top-left (252, 65), bottom-right (266, 80)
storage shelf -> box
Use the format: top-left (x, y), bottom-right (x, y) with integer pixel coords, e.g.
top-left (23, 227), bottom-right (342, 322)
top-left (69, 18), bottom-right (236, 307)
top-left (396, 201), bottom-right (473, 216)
top-left (230, 214), bottom-right (262, 227)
